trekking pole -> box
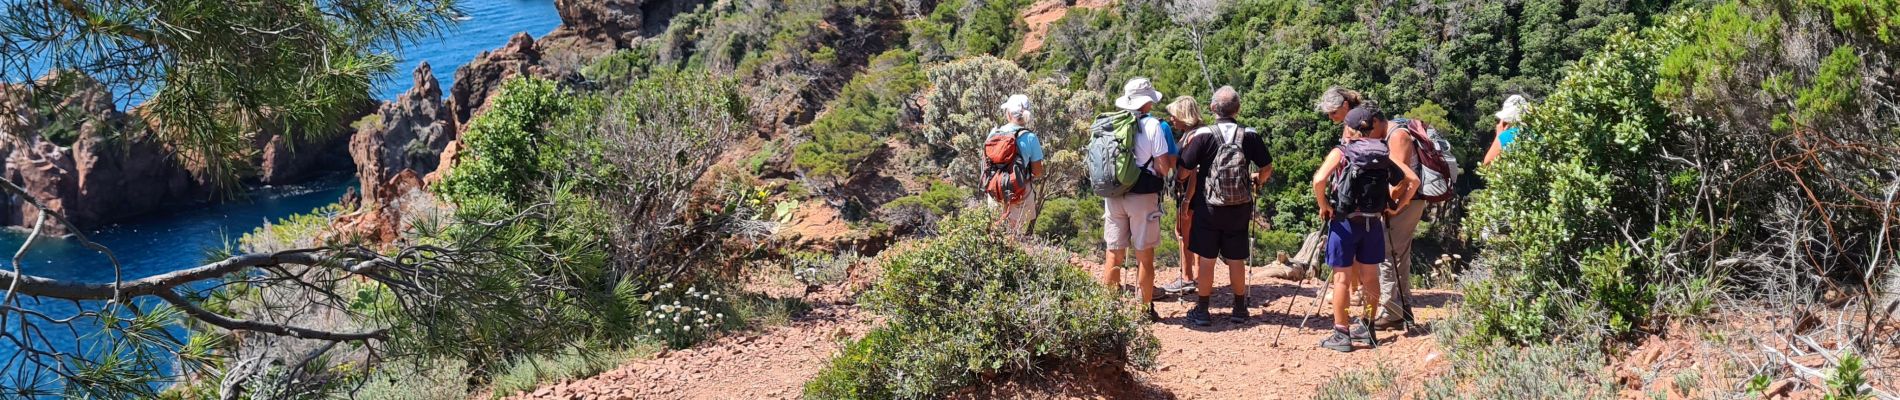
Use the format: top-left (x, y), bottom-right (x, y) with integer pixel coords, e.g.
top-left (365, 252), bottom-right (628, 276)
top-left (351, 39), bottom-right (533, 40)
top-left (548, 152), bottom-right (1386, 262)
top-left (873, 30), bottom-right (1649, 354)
top-left (1269, 261), bottom-right (1308, 348)
top-left (1296, 229), bottom-right (1332, 334)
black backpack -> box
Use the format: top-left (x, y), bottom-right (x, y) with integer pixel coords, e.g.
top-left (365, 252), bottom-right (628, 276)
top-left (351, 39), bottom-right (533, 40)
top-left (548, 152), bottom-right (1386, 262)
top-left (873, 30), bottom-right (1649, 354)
top-left (1328, 139), bottom-right (1395, 217)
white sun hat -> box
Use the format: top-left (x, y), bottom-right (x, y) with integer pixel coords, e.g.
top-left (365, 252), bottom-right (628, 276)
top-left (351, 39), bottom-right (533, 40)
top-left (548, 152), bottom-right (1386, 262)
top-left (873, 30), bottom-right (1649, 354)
top-left (999, 94), bottom-right (1032, 116)
top-left (1495, 95), bottom-right (1530, 123)
top-left (1114, 77), bottom-right (1164, 111)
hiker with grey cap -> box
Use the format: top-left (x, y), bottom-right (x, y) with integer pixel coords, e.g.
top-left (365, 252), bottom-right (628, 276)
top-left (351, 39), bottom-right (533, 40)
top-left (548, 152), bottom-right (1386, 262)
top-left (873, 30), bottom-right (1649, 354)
top-left (1087, 77), bottom-right (1176, 321)
top-left (982, 94), bottom-right (1046, 234)
top-left (1315, 86), bottom-right (1458, 331)
top-left (1313, 106), bottom-right (1418, 352)
top-left (1177, 86), bottom-right (1273, 326)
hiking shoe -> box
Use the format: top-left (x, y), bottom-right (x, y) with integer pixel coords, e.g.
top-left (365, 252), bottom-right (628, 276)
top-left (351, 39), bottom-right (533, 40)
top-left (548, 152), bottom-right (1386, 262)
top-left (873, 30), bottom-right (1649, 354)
top-left (1229, 303), bottom-right (1251, 324)
top-left (1371, 315), bottom-right (1406, 330)
top-left (1146, 306), bottom-right (1162, 322)
top-left (1351, 318), bottom-right (1379, 348)
top-left (1319, 330), bottom-right (1356, 352)
top-left (1185, 306), bottom-right (1213, 327)
top-left (1160, 278), bottom-right (1197, 295)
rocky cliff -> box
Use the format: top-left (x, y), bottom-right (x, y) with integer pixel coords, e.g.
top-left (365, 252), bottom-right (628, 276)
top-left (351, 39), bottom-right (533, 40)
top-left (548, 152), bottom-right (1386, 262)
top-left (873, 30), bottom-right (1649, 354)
top-left (351, 62), bottom-right (456, 204)
top-left (0, 75), bottom-right (201, 235)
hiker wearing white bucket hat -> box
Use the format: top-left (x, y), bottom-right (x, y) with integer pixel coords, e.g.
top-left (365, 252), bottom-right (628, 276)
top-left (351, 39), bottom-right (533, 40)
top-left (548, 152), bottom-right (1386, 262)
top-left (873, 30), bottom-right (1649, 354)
top-left (1115, 77), bottom-right (1166, 111)
top-left (1484, 95), bottom-right (1530, 166)
top-left (1098, 77), bottom-right (1176, 322)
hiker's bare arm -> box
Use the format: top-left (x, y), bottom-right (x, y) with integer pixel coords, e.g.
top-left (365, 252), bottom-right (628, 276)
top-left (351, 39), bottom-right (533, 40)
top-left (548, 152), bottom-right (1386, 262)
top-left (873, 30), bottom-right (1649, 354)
top-left (1255, 164), bottom-right (1273, 189)
top-left (1312, 150), bottom-right (1342, 219)
top-left (1153, 154), bottom-right (1177, 177)
top-left (1387, 158), bottom-right (1420, 215)
top-left (1030, 161), bottom-right (1045, 177)
top-left (1483, 123), bottom-right (1507, 166)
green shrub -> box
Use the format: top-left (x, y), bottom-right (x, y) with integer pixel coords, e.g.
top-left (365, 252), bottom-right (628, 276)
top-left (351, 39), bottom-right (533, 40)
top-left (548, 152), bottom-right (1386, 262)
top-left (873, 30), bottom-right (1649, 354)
top-left (1032, 196), bottom-right (1104, 254)
top-left (438, 77), bottom-right (576, 204)
top-left (879, 181), bottom-right (969, 232)
top-left (793, 49), bottom-right (922, 185)
top-left (343, 358), bottom-right (473, 400)
top-left (805, 212), bottom-right (1158, 399)
top-left (1463, 19), bottom-right (1688, 343)
top-left (489, 342), bottom-right (643, 398)
top-left (1317, 364), bottom-right (1398, 400)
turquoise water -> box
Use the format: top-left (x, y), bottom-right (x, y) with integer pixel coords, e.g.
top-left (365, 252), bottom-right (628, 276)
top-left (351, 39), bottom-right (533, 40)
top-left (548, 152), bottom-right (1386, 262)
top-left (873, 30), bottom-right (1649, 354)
top-left (0, 0), bottom-right (563, 391)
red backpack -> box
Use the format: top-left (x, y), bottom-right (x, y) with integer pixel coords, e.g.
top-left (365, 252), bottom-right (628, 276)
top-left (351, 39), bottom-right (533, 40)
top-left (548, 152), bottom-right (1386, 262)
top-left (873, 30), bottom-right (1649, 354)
top-left (982, 128), bottom-right (1031, 204)
top-left (1395, 118), bottom-right (1459, 202)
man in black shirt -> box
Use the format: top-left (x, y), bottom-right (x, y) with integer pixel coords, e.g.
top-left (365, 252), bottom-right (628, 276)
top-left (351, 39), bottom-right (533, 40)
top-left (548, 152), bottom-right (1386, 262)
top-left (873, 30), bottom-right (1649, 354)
top-left (1177, 86), bottom-right (1273, 326)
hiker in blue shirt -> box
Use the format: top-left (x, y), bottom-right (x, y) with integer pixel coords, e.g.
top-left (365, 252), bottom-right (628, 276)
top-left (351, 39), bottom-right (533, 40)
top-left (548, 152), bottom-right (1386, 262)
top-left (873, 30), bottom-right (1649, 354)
top-left (984, 94), bottom-right (1045, 233)
top-left (1484, 95), bottom-right (1529, 166)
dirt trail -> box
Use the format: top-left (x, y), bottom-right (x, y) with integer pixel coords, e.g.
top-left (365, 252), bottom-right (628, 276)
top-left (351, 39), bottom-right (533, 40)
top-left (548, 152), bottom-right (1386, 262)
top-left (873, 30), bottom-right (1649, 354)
top-left (508, 265), bottom-right (1458, 399)
top-left (1138, 269), bottom-right (1459, 399)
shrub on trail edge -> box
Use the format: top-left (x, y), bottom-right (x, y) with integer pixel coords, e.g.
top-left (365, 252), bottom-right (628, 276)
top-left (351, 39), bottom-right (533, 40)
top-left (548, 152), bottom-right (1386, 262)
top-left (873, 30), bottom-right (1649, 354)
top-left (805, 212), bottom-right (1158, 399)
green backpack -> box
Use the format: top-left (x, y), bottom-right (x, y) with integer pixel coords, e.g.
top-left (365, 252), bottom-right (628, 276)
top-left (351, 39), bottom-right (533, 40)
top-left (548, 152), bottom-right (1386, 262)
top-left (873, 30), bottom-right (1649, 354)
top-left (1086, 111), bottom-right (1142, 197)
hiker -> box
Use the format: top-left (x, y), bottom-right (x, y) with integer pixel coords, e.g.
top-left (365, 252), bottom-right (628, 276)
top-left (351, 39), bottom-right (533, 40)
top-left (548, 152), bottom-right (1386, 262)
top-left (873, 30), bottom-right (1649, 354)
top-left (1315, 86), bottom-right (1366, 126)
top-left (1313, 107), bottom-right (1417, 352)
top-left (1178, 86), bottom-right (1273, 326)
top-left (1483, 95), bottom-right (1529, 166)
top-left (1161, 96), bottom-right (1205, 298)
top-left (1318, 86), bottom-right (1456, 330)
top-left (982, 94), bottom-right (1046, 233)
top-left (1090, 78), bottom-right (1176, 321)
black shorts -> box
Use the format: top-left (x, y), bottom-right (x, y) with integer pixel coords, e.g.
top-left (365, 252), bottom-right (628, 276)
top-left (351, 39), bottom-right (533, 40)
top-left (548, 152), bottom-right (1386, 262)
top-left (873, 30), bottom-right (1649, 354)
top-left (1188, 220), bottom-right (1250, 261)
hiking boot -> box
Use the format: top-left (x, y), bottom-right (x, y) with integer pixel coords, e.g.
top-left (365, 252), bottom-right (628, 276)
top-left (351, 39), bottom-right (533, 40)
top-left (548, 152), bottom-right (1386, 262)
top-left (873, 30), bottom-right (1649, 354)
top-left (1146, 305), bottom-right (1162, 322)
top-left (1371, 304), bottom-right (1416, 329)
top-left (1371, 315), bottom-right (1406, 330)
top-left (1160, 278), bottom-right (1197, 295)
top-left (1185, 306), bottom-right (1213, 327)
top-left (1319, 329), bottom-right (1356, 353)
top-left (1350, 318), bottom-right (1379, 348)
top-left (1229, 298), bottom-right (1251, 324)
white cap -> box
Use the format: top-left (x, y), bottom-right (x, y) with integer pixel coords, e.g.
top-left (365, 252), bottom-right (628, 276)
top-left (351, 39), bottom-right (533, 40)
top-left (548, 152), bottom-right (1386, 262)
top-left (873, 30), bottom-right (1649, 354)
top-left (1495, 95), bottom-right (1529, 123)
top-left (1114, 77), bottom-right (1164, 111)
top-left (1000, 94), bottom-right (1032, 116)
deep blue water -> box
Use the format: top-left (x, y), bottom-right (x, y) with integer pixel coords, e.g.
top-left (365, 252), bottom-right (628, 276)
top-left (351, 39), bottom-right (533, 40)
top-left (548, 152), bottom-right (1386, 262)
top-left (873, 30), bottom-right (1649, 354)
top-left (0, 0), bottom-right (563, 391)
top-left (380, 0), bottom-right (564, 100)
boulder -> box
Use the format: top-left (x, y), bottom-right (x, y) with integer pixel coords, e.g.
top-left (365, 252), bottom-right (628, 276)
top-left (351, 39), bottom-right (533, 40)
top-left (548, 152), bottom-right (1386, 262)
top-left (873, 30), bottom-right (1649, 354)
top-left (351, 62), bottom-right (454, 203)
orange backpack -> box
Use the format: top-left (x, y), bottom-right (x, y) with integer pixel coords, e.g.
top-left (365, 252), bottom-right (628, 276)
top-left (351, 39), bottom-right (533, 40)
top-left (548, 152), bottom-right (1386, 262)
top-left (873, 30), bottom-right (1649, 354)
top-left (982, 128), bottom-right (1030, 204)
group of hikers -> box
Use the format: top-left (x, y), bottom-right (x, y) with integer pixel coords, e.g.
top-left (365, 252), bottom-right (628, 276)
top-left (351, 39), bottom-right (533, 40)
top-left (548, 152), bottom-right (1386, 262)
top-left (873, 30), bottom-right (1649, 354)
top-left (979, 77), bottom-right (1531, 353)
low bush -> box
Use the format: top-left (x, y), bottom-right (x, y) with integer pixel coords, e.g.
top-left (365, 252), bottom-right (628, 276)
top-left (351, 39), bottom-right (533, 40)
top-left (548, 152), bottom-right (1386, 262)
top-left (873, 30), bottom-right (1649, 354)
top-left (1032, 196), bottom-right (1104, 254)
top-left (805, 212), bottom-right (1158, 399)
top-left (879, 181), bottom-right (970, 233)
top-left (488, 342), bottom-right (648, 398)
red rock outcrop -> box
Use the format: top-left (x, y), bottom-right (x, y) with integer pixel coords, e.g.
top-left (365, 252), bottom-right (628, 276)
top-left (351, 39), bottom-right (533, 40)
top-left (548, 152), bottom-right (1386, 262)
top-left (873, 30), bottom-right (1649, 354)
top-left (350, 63), bottom-right (455, 204)
top-left (0, 75), bottom-right (201, 235)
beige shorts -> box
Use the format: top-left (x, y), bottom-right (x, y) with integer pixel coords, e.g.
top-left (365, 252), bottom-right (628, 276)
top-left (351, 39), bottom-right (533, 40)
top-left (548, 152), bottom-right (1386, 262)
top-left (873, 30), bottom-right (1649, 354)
top-left (1103, 193), bottom-right (1163, 250)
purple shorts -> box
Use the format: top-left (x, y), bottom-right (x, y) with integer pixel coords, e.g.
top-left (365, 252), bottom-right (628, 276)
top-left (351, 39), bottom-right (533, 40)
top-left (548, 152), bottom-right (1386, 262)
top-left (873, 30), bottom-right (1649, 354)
top-left (1325, 217), bottom-right (1386, 268)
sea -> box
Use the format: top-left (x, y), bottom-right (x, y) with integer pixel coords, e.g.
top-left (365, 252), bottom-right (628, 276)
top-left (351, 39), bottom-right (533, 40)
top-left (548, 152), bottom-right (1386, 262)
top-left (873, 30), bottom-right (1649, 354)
top-left (0, 0), bottom-right (563, 392)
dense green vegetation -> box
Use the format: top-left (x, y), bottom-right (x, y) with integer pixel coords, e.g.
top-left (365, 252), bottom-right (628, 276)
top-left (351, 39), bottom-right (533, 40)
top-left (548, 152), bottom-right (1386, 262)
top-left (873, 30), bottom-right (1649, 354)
top-left (1465, 0), bottom-right (1900, 348)
top-left (25, 0), bottom-right (1899, 397)
top-left (805, 212), bottom-right (1157, 399)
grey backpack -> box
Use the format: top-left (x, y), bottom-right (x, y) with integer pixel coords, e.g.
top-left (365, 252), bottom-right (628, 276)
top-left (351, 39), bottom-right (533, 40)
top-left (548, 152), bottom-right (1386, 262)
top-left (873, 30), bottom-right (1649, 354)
top-left (1199, 123), bottom-right (1255, 207)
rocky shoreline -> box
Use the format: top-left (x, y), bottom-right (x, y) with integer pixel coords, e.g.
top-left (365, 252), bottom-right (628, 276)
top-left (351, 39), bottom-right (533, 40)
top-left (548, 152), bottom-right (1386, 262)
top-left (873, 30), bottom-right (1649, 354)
top-left (0, 0), bottom-right (649, 237)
